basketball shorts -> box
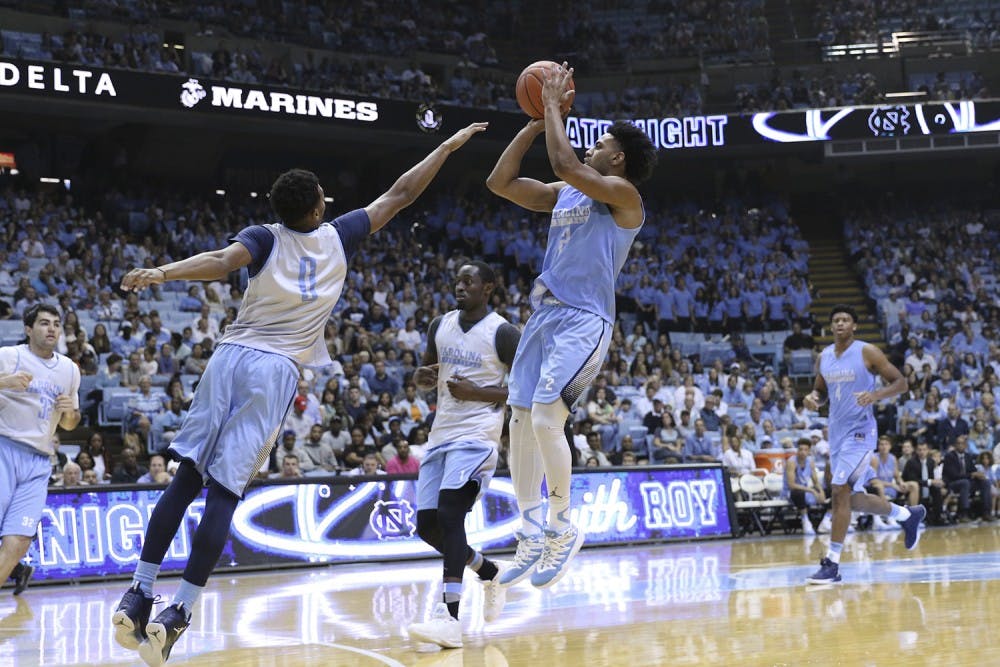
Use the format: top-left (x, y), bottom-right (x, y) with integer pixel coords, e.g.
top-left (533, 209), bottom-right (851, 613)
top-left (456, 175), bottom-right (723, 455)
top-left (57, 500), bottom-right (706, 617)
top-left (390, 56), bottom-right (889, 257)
top-left (416, 441), bottom-right (498, 511)
top-left (829, 434), bottom-right (877, 493)
top-left (508, 302), bottom-right (611, 410)
top-left (0, 436), bottom-right (51, 538)
top-left (169, 343), bottom-right (299, 498)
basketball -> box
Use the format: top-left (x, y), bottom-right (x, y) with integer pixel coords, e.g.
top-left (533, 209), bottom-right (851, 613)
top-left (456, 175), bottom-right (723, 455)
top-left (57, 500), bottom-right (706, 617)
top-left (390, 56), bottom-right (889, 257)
top-left (515, 60), bottom-right (575, 119)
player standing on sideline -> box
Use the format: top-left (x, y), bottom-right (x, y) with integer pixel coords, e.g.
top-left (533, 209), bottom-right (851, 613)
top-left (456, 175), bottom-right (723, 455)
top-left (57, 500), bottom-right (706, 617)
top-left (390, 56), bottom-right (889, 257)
top-left (110, 122), bottom-right (488, 667)
top-left (486, 62), bottom-right (657, 588)
top-left (804, 305), bottom-right (925, 584)
top-left (0, 305), bottom-right (81, 596)
top-left (406, 261), bottom-right (521, 648)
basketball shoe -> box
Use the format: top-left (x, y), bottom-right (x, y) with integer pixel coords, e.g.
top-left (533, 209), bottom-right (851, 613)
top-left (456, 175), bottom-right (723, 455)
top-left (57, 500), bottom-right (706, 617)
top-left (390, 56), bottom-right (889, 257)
top-left (112, 583), bottom-right (156, 650)
top-left (529, 524), bottom-right (585, 589)
top-left (900, 504), bottom-right (926, 550)
top-left (497, 532), bottom-right (545, 586)
top-left (139, 602), bottom-right (190, 666)
top-left (11, 562), bottom-right (33, 596)
top-left (408, 602), bottom-right (463, 649)
top-left (805, 558), bottom-right (841, 585)
top-left (480, 562), bottom-right (509, 622)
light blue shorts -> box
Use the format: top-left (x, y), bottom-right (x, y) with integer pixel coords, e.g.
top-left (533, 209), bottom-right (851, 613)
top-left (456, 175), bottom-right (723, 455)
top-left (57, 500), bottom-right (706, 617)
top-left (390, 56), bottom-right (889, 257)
top-left (415, 441), bottom-right (498, 510)
top-left (508, 303), bottom-right (611, 409)
top-left (169, 344), bottom-right (299, 498)
top-left (830, 436), bottom-right (877, 493)
top-left (0, 436), bottom-right (51, 538)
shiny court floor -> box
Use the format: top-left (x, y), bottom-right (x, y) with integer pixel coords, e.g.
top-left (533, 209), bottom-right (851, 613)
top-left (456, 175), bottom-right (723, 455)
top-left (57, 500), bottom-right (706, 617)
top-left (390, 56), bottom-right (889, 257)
top-left (2, 525), bottom-right (999, 667)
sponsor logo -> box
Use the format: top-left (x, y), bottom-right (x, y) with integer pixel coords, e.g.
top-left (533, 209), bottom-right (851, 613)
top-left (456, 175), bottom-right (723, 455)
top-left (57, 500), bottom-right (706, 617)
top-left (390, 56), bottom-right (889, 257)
top-left (179, 78), bottom-right (206, 108)
top-left (0, 60), bottom-right (116, 96)
top-left (415, 103), bottom-right (442, 132)
top-left (183, 83), bottom-right (379, 121)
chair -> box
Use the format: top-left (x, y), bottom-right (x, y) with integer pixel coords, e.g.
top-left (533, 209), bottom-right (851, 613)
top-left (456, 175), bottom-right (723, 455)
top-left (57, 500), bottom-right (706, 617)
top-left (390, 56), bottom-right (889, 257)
top-left (733, 473), bottom-right (791, 536)
top-left (764, 472), bottom-right (798, 534)
top-left (788, 350), bottom-right (814, 380)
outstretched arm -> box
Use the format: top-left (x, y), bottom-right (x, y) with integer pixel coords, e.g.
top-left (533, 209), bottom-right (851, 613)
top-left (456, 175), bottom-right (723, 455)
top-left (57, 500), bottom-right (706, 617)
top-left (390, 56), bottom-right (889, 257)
top-left (365, 122), bottom-right (487, 233)
top-left (486, 119), bottom-right (563, 212)
top-left (120, 243), bottom-right (252, 292)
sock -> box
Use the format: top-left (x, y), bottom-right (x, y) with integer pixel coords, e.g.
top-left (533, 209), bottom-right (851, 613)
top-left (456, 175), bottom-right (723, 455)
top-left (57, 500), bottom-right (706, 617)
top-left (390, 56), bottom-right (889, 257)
top-left (888, 505), bottom-right (911, 522)
top-left (443, 582), bottom-right (462, 619)
top-left (509, 406), bottom-right (545, 536)
top-left (531, 401), bottom-right (572, 531)
top-left (467, 551), bottom-right (499, 581)
top-left (826, 541), bottom-right (843, 564)
top-left (133, 560), bottom-right (161, 597)
top-left (172, 579), bottom-right (202, 619)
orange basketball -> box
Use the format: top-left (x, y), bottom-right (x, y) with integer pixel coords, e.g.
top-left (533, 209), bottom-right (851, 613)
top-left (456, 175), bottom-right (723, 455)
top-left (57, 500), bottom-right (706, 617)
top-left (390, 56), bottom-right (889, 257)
top-left (515, 60), bottom-right (575, 119)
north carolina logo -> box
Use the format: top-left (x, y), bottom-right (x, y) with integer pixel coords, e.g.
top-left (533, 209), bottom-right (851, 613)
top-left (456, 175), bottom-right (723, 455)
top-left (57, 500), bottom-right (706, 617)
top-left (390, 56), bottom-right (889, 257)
top-left (369, 500), bottom-right (416, 539)
top-left (416, 104), bottom-right (442, 133)
top-left (868, 106), bottom-right (911, 137)
top-left (180, 78), bottom-right (207, 108)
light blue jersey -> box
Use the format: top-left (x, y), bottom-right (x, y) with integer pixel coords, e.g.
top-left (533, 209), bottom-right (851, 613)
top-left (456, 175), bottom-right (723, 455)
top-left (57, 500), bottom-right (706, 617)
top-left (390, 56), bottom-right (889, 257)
top-left (530, 186), bottom-right (642, 323)
top-left (819, 340), bottom-right (877, 448)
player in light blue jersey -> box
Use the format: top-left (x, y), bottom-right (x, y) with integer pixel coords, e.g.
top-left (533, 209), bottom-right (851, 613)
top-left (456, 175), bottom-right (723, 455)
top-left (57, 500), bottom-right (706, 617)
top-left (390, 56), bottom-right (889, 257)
top-left (0, 304), bottom-right (81, 597)
top-left (803, 305), bottom-right (925, 584)
top-left (487, 61), bottom-right (657, 589)
top-left (111, 122), bottom-right (487, 667)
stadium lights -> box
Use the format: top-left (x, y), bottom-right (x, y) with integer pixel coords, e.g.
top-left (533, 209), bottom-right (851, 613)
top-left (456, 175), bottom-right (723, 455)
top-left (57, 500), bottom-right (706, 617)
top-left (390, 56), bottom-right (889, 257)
top-left (885, 91), bottom-right (927, 98)
top-left (9, 168), bottom-right (18, 175)
top-left (163, 43), bottom-right (186, 50)
top-left (324, 197), bottom-right (334, 203)
top-left (40, 177), bottom-right (60, 183)
top-left (215, 189), bottom-right (226, 196)
top-left (250, 191), bottom-right (258, 198)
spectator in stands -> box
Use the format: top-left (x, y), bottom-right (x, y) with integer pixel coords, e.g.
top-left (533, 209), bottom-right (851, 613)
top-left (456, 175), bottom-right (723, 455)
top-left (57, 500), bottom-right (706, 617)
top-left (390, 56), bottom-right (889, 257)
top-left (123, 351), bottom-right (144, 389)
top-left (969, 418), bottom-right (994, 455)
top-left (348, 453), bottom-right (385, 476)
top-left (58, 461), bottom-right (83, 487)
top-left (270, 453), bottom-right (303, 479)
top-left (137, 454), bottom-right (168, 484)
top-left (112, 323), bottom-right (142, 358)
top-left (699, 394), bottom-right (722, 431)
top-left (385, 440), bottom-right (420, 474)
top-left (320, 415), bottom-right (351, 457)
top-left (395, 383), bottom-right (429, 433)
top-left (300, 423), bottom-right (338, 472)
top-left (721, 425), bottom-right (756, 476)
top-left (936, 405), bottom-right (970, 450)
top-left (111, 448), bottom-right (148, 484)
top-left (684, 419), bottom-right (719, 462)
top-left (587, 387), bottom-right (619, 452)
top-left (294, 378), bottom-right (322, 426)
top-left (125, 375), bottom-right (164, 449)
top-left (274, 430), bottom-right (309, 474)
top-left (156, 343), bottom-right (177, 375)
top-left (152, 397), bottom-right (188, 452)
top-left (943, 434), bottom-right (993, 522)
top-left (183, 342), bottom-right (209, 375)
top-left (90, 324), bottom-right (112, 355)
top-left (578, 430), bottom-right (612, 468)
top-left (785, 438), bottom-right (827, 534)
top-left (651, 412), bottom-right (683, 463)
top-left (81, 432), bottom-right (111, 481)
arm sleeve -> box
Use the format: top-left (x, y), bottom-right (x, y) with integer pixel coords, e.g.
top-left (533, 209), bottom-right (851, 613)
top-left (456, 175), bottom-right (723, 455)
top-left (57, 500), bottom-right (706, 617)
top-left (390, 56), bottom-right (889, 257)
top-left (331, 209), bottom-right (371, 263)
top-left (495, 323), bottom-right (521, 368)
top-left (422, 316), bottom-right (442, 366)
top-left (229, 225), bottom-right (275, 278)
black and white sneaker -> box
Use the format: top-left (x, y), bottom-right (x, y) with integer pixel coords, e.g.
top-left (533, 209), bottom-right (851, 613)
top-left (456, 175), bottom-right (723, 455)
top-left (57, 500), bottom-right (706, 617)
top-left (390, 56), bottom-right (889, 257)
top-left (139, 602), bottom-right (190, 667)
top-left (11, 563), bottom-right (33, 596)
top-left (112, 583), bottom-right (156, 650)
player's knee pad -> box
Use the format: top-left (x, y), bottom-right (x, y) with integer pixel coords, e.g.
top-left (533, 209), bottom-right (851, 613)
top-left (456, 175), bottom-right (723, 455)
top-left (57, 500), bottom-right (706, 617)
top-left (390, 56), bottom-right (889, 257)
top-left (416, 509), bottom-right (444, 552)
top-left (530, 400), bottom-right (569, 437)
top-left (436, 484), bottom-right (477, 530)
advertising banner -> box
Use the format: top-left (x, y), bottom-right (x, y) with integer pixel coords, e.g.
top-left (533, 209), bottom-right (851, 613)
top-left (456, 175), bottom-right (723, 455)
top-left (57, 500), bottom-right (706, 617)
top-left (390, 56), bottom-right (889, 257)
top-left (28, 465), bottom-right (734, 582)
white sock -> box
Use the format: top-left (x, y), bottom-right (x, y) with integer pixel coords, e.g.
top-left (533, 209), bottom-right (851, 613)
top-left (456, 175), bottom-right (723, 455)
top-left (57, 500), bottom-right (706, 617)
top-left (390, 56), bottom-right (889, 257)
top-left (509, 406), bottom-right (545, 536)
top-left (888, 504), bottom-right (911, 522)
top-left (531, 400), bottom-right (572, 532)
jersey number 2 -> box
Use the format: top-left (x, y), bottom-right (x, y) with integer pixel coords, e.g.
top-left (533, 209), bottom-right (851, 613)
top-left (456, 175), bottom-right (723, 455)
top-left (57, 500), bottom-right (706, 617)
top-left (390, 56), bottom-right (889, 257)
top-left (299, 257), bottom-right (318, 302)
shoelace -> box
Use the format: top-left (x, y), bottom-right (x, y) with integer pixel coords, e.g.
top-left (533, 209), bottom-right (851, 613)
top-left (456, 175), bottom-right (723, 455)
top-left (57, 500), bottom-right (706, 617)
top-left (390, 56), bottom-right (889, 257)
top-left (511, 537), bottom-right (544, 568)
top-left (536, 530), bottom-right (576, 572)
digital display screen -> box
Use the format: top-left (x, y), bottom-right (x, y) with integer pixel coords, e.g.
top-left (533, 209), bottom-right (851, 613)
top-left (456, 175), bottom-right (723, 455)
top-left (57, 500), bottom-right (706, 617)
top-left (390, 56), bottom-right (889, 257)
top-left (27, 465), bottom-right (733, 582)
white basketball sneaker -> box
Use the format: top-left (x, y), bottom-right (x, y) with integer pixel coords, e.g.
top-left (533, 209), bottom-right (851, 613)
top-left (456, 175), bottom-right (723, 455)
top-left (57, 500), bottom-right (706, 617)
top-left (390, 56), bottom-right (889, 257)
top-left (498, 532), bottom-right (545, 586)
top-left (801, 515), bottom-right (816, 535)
top-left (817, 514), bottom-right (832, 534)
top-left (530, 524), bottom-right (585, 589)
top-left (408, 603), bottom-right (462, 649)
top-left (480, 562), bottom-right (509, 622)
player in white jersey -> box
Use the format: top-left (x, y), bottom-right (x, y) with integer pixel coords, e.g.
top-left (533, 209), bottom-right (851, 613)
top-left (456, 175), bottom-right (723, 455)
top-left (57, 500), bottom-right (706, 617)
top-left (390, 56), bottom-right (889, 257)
top-left (486, 62), bottom-right (657, 588)
top-left (406, 262), bottom-right (521, 649)
top-left (0, 304), bottom-right (81, 596)
top-left (803, 305), bottom-right (925, 584)
top-left (111, 122), bottom-right (487, 667)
